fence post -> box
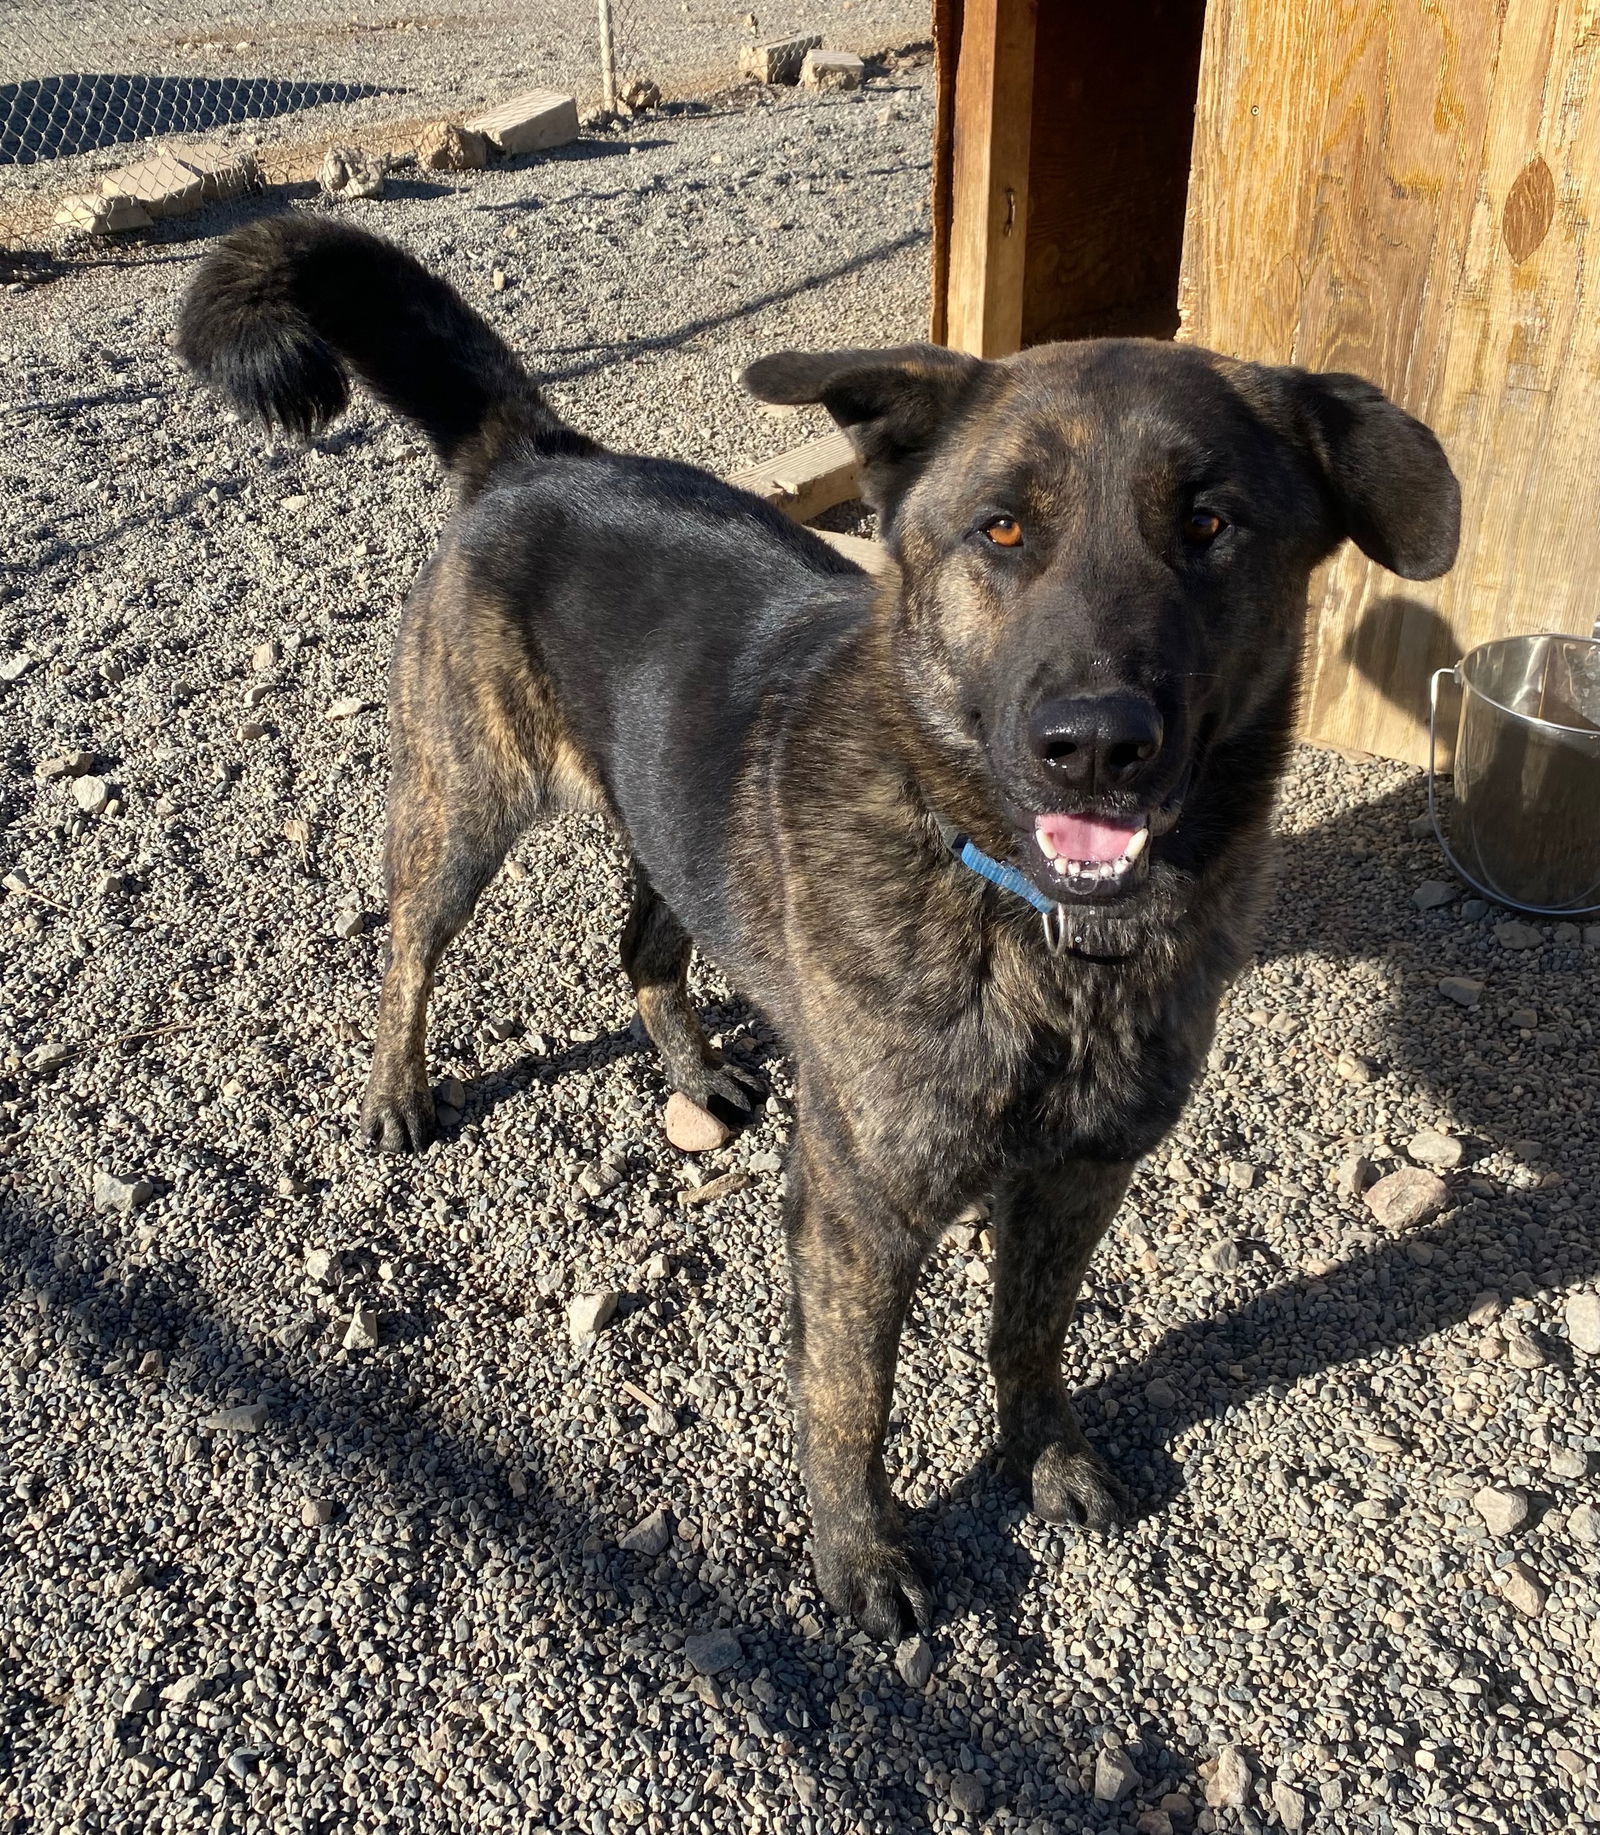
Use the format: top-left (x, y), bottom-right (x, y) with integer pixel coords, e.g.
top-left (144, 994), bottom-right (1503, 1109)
top-left (597, 0), bottom-right (619, 114)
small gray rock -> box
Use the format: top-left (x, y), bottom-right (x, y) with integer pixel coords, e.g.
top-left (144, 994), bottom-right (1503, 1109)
top-left (1567, 1503), bottom-right (1600, 1546)
top-left (1498, 1560), bottom-right (1546, 1616)
top-left (1406, 1129), bottom-right (1464, 1170)
top-left (300, 1497), bottom-right (335, 1527)
top-left (93, 1169), bottom-right (153, 1215)
top-left (1201, 1238), bottom-right (1242, 1273)
top-left (895, 1634), bottom-right (935, 1689)
top-left (568, 1290), bottom-right (619, 1343)
top-left (619, 1506), bottom-right (673, 1557)
top-left (948, 1774), bottom-right (987, 1815)
top-left (1145, 1377), bottom-right (1178, 1410)
top-left (1335, 1048), bottom-right (1376, 1083)
top-left (203, 1403), bottom-right (267, 1433)
top-left (120, 1681), bottom-right (154, 1716)
top-left (1205, 1744), bottom-right (1252, 1809)
top-left (1472, 1484), bottom-right (1530, 1537)
top-left (1413, 880), bottom-right (1457, 909)
top-left (1438, 976), bottom-right (1484, 1007)
top-left (1336, 1152), bottom-right (1376, 1196)
top-left (1565, 1290), bottom-right (1600, 1355)
top-left (24, 1040), bottom-right (74, 1073)
top-left (71, 774), bottom-right (111, 816)
top-left (683, 1628), bottom-right (742, 1675)
top-left (332, 907), bottom-right (366, 941)
top-left (161, 1673), bottom-right (207, 1706)
top-left (1225, 1159), bottom-right (1258, 1190)
top-left (1548, 1447), bottom-right (1592, 1481)
top-left (341, 1307), bottom-right (380, 1351)
top-left (1494, 919), bottom-right (1543, 949)
top-left (1094, 1744), bottom-right (1142, 1803)
top-left (1271, 1781), bottom-right (1308, 1832)
top-left (1364, 1168), bottom-right (1449, 1229)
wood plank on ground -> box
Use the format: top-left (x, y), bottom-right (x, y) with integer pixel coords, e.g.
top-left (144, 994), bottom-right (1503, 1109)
top-left (726, 430), bottom-right (860, 522)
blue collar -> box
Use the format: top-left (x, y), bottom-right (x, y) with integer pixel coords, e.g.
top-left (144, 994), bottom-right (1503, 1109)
top-left (950, 834), bottom-right (1058, 916)
top-left (937, 819), bottom-right (1137, 962)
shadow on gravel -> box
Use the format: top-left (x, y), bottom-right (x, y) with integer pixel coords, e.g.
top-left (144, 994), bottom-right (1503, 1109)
top-left (525, 229), bottom-right (930, 382)
top-left (0, 74), bottom-right (390, 163)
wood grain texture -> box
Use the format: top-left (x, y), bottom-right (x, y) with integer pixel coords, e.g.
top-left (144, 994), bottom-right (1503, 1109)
top-left (1021, 0), bottom-right (1205, 346)
top-left (1179, 0), bottom-right (1600, 766)
top-left (945, 0), bottom-right (1038, 356)
top-left (727, 430), bottom-right (860, 522)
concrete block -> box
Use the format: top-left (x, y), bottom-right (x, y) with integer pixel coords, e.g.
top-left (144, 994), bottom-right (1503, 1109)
top-left (54, 192), bottom-right (153, 234)
top-left (98, 143), bottom-right (257, 219)
top-left (466, 90), bottom-right (579, 157)
top-left (801, 48), bottom-right (865, 90)
top-left (740, 33), bottom-right (823, 85)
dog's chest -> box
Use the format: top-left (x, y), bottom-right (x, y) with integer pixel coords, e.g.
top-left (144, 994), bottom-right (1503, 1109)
top-left (944, 939), bottom-right (1214, 1173)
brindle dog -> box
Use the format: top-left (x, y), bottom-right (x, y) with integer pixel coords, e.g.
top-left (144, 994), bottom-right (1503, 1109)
top-left (179, 217), bottom-right (1459, 1640)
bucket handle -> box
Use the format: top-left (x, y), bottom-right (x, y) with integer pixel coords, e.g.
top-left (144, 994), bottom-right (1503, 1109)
top-left (1427, 663), bottom-right (1600, 917)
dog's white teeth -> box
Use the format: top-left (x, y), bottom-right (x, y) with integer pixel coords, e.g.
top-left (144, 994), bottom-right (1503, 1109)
top-left (1123, 826), bottom-right (1149, 862)
top-left (1038, 830), bottom-right (1060, 861)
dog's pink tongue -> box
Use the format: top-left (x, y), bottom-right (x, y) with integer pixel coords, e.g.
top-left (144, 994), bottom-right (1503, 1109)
top-left (1036, 812), bottom-right (1140, 863)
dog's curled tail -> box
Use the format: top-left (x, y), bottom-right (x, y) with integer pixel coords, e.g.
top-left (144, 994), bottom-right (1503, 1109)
top-left (177, 215), bottom-right (592, 496)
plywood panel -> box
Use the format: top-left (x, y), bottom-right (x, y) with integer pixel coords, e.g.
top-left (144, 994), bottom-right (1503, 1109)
top-left (1022, 0), bottom-right (1205, 346)
top-left (1179, 0), bottom-right (1600, 766)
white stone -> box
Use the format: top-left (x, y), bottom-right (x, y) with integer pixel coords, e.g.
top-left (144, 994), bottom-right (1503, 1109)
top-left (568, 1290), bottom-right (619, 1343)
top-left (1565, 1290), bottom-right (1600, 1355)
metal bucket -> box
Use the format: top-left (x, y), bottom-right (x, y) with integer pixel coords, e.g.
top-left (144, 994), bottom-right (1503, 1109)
top-left (1428, 632), bottom-right (1600, 915)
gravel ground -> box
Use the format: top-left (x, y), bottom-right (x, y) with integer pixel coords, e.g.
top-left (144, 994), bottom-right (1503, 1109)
top-left (3, 64), bottom-right (1600, 1835)
top-left (2, 0), bottom-right (933, 223)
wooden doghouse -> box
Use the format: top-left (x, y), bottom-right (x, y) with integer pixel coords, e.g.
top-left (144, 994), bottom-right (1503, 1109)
top-left (930, 0), bottom-right (1600, 767)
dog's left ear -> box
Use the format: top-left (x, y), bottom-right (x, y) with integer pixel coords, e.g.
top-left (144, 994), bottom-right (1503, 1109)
top-left (742, 344), bottom-right (986, 526)
top-left (1278, 369), bottom-right (1461, 580)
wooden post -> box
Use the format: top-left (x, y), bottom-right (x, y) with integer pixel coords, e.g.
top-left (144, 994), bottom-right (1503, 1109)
top-left (597, 0), bottom-right (619, 115)
top-left (944, 0), bottom-right (1037, 357)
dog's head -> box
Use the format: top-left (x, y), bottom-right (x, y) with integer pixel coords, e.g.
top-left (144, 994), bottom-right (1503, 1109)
top-left (744, 339), bottom-right (1458, 908)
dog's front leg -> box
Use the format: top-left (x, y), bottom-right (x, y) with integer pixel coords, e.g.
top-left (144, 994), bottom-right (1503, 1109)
top-left (786, 1148), bottom-right (933, 1641)
top-left (989, 1158), bottom-right (1137, 1531)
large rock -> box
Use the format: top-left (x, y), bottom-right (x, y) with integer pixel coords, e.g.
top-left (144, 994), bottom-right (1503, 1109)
top-left (1363, 1167), bottom-right (1449, 1229)
top-left (568, 1290), bottom-right (619, 1343)
top-left (320, 146), bottom-right (385, 200)
top-left (416, 121), bottom-right (489, 171)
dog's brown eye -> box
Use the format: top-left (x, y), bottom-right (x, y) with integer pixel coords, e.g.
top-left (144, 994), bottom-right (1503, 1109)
top-left (981, 515), bottom-right (1023, 548)
top-left (1184, 509), bottom-right (1226, 545)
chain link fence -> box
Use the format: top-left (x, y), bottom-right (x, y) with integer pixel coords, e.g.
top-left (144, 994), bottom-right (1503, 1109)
top-left (1, 2), bottom-right (929, 259)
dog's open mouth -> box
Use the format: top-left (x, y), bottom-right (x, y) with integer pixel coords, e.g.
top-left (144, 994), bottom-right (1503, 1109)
top-left (1035, 810), bottom-right (1147, 893)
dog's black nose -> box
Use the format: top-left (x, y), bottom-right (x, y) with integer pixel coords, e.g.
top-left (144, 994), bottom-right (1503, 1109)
top-left (1027, 694), bottom-right (1164, 792)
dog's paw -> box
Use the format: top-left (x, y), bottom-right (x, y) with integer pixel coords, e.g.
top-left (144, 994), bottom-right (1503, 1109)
top-left (697, 1060), bottom-right (764, 1125)
top-left (1027, 1439), bottom-right (1134, 1532)
top-left (359, 1085), bottom-right (437, 1154)
top-left (814, 1532), bottom-right (934, 1643)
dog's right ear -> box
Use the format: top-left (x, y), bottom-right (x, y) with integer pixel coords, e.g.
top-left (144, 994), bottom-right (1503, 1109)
top-left (741, 344), bottom-right (986, 527)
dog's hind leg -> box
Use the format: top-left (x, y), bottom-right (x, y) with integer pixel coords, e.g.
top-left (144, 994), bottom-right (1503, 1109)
top-left (621, 861), bottom-right (760, 1124)
top-left (360, 759), bottom-right (524, 1154)
top-left (989, 1159), bottom-right (1137, 1530)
